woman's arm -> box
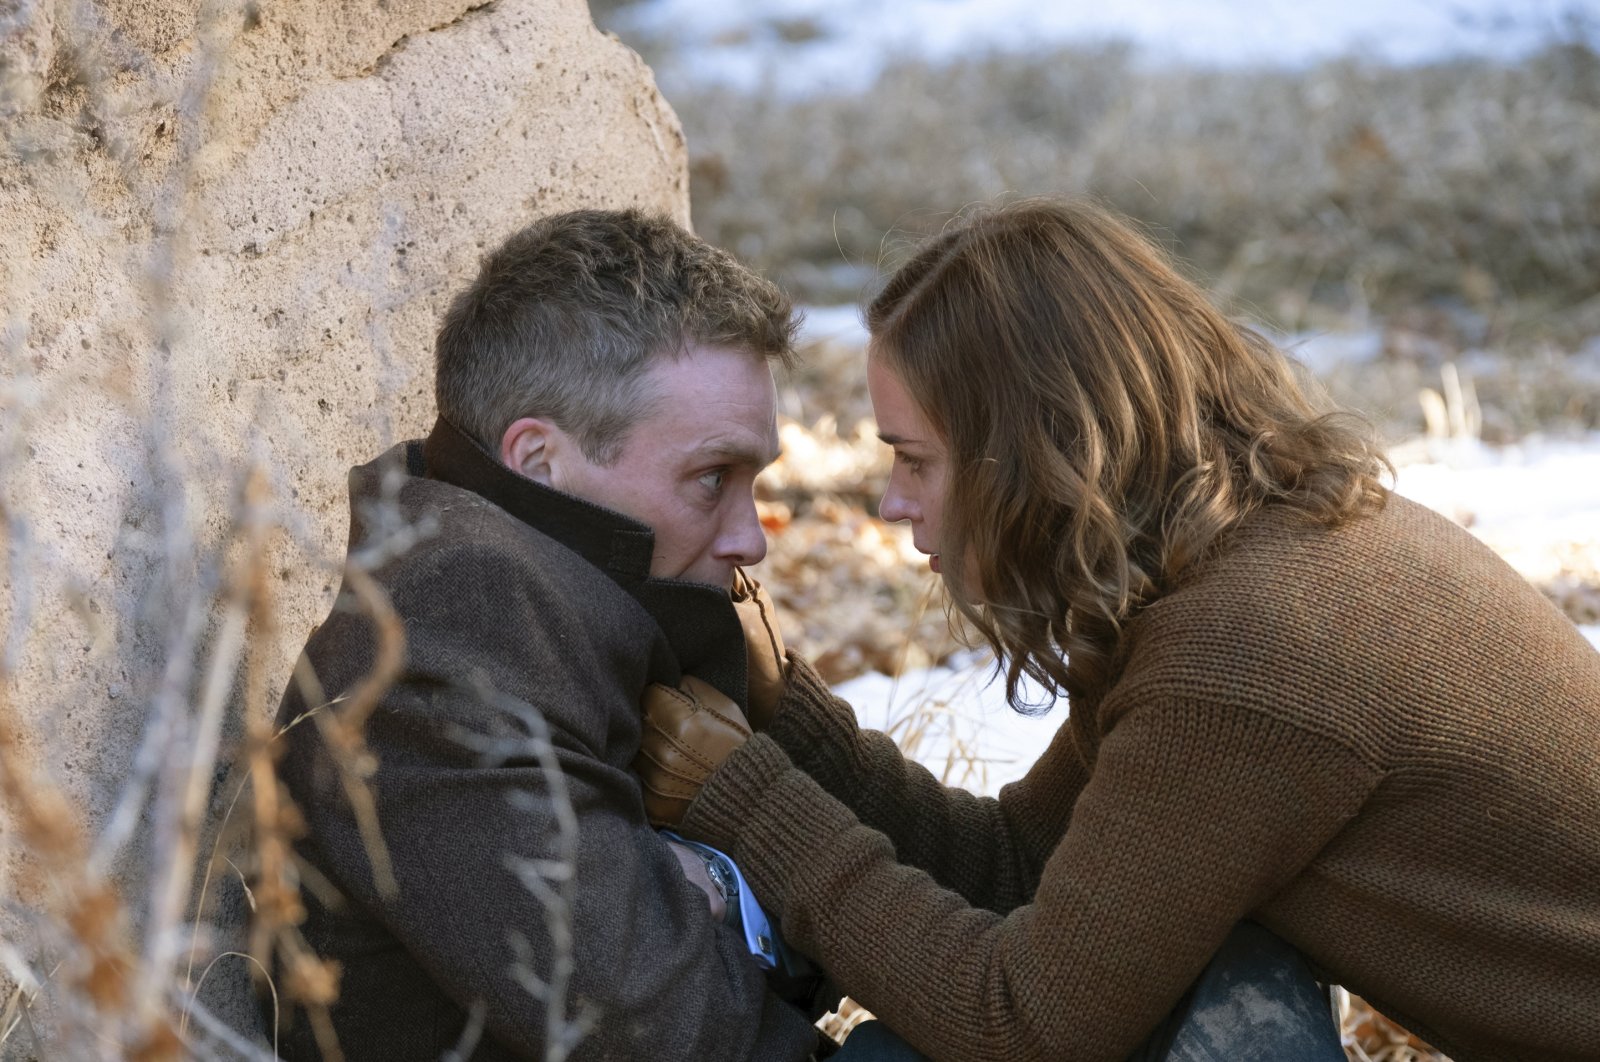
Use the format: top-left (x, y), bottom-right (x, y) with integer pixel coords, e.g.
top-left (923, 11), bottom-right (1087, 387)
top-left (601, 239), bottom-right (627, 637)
top-left (683, 695), bottom-right (1381, 1062)
top-left (762, 654), bottom-right (1090, 914)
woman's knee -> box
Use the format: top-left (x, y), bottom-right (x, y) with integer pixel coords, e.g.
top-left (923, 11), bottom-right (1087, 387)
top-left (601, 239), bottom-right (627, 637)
top-left (1137, 922), bottom-right (1344, 1062)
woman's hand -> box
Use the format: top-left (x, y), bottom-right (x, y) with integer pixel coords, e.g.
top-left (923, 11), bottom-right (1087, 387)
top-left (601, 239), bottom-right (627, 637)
top-left (633, 675), bottom-right (751, 827)
top-left (731, 567), bottom-right (788, 730)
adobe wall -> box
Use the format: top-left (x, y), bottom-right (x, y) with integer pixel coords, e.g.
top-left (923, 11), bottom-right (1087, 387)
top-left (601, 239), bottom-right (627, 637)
top-left (0, 0), bottom-right (688, 1037)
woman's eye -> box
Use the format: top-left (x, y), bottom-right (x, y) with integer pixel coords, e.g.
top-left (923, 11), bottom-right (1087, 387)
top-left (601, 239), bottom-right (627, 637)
top-left (698, 469), bottom-right (727, 492)
top-left (895, 452), bottom-right (924, 474)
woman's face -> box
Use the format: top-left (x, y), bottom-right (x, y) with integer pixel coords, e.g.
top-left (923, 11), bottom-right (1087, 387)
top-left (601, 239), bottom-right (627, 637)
top-left (867, 354), bottom-right (949, 574)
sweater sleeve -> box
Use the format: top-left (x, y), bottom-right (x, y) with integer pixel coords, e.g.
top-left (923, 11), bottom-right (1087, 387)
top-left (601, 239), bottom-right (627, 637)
top-left (682, 696), bottom-right (1382, 1062)
top-left (764, 654), bottom-right (1090, 914)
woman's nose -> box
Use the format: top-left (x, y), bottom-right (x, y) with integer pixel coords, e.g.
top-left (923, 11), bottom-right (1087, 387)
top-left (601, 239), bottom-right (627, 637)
top-left (879, 481), bottom-right (916, 524)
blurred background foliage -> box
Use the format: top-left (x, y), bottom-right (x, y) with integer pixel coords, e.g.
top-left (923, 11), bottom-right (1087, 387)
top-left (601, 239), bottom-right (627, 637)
top-left (694, 43), bottom-right (1600, 337)
top-left (598, 2), bottom-right (1600, 355)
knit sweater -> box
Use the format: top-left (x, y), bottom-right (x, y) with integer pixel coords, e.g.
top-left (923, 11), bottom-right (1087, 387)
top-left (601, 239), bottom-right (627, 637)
top-left (682, 492), bottom-right (1600, 1062)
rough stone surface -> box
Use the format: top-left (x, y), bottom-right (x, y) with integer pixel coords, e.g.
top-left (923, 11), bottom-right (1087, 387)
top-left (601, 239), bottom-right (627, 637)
top-left (0, 0), bottom-right (688, 1037)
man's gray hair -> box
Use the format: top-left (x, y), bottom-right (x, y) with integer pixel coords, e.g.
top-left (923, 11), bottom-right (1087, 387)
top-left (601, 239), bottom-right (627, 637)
top-left (435, 209), bottom-right (798, 465)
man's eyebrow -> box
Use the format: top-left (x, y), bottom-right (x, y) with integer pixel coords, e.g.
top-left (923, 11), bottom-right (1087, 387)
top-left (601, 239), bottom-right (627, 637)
top-left (689, 438), bottom-right (780, 468)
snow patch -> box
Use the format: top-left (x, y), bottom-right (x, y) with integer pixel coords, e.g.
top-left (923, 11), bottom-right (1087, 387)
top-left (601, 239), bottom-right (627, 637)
top-left (797, 304), bottom-right (870, 350)
top-left (618, 0), bottom-right (1591, 95)
top-left (833, 654), bottom-right (1062, 796)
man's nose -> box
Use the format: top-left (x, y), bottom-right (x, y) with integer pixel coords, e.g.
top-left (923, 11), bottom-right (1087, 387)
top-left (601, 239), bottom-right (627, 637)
top-left (717, 498), bottom-right (769, 566)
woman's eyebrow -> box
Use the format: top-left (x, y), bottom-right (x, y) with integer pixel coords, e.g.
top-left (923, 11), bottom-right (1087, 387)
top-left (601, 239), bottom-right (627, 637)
top-left (877, 432), bottom-right (921, 447)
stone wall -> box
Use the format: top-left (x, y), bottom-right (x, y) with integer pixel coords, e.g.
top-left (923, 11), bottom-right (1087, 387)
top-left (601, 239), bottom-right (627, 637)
top-left (0, 0), bottom-right (688, 1047)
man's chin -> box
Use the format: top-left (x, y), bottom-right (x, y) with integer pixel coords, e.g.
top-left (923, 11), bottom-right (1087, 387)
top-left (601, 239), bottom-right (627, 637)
top-left (654, 566), bottom-right (737, 591)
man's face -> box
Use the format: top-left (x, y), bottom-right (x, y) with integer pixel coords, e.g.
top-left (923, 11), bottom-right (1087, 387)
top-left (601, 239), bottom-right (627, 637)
top-left (551, 344), bottom-right (779, 588)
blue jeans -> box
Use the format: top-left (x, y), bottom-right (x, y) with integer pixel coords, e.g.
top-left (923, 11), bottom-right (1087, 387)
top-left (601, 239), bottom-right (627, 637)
top-left (827, 923), bottom-right (1345, 1062)
top-left (828, 1018), bottom-right (929, 1062)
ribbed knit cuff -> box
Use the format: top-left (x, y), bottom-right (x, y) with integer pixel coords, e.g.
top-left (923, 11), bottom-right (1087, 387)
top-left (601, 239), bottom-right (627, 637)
top-left (765, 652), bottom-right (863, 784)
top-left (682, 734), bottom-right (793, 853)
top-left (682, 733), bottom-right (864, 921)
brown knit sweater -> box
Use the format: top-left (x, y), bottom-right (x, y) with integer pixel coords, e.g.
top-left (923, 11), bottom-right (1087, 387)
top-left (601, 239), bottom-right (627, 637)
top-left (681, 493), bottom-right (1600, 1062)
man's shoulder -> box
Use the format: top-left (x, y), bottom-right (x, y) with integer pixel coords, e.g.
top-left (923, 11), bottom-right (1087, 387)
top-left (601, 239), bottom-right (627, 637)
top-left (290, 466), bottom-right (665, 711)
top-left (344, 439), bottom-right (613, 587)
top-left (376, 473), bottom-right (631, 611)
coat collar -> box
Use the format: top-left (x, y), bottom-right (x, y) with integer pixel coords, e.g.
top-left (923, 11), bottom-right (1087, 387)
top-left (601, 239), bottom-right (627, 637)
top-left (419, 417), bottom-right (749, 708)
top-left (422, 416), bottom-right (657, 587)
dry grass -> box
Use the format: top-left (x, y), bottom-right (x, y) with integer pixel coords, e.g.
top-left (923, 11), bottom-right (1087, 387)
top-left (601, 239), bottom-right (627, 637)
top-left (655, 31), bottom-right (1600, 441)
top-left (0, 460), bottom-right (301, 1061)
top-left (678, 29), bottom-right (1600, 442)
top-left (666, 34), bottom-right (1600, 352)
top-left (1338, 989), bottom-right (1452, 1062)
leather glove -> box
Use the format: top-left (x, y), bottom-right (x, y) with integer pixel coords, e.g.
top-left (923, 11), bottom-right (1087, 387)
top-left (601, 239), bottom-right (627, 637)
top-left (634, 675), bottom-right (751, 827)
top-left (731, 566), bottom-right (788, 731)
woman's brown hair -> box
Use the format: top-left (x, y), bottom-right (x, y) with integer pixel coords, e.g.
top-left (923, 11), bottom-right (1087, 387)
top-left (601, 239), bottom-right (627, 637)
top-left (867, 199), bottom-right (1389, 711)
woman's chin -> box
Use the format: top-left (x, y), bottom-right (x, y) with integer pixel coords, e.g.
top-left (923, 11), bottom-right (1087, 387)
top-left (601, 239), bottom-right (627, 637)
top-left (929, 553), bottom-right (942, 574)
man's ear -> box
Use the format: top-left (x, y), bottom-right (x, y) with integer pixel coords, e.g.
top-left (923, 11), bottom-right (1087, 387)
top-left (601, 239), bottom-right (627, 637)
top-left (500, 417), bottom-right (562, 486)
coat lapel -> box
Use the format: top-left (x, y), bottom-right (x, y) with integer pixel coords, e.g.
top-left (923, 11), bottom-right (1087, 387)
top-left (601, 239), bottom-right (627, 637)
top-left (420, 417), bottom-right (750, 709)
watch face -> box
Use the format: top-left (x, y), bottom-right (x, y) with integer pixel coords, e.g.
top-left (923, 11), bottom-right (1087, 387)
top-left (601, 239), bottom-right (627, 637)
top-left (706, 858), bottom-right (735, 898)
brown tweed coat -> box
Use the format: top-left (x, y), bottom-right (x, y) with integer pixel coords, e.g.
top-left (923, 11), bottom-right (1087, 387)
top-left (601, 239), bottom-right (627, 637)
top-left (266, 418), bottom-right (819, 1060)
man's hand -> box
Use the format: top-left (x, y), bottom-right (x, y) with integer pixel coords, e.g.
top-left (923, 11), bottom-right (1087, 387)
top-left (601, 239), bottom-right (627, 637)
top-left (665, 838), bottom-right (728, 922)
top-left (731, 567), bottom-right (788, 731)
top-left (634, 676), bottom-right (751, 827)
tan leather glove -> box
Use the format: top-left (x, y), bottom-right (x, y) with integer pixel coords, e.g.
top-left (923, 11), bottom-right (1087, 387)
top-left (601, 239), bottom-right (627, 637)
top-left (634, 675), bottom-right (751, 827)
top-left (731, 566), bottom-right (788, 731)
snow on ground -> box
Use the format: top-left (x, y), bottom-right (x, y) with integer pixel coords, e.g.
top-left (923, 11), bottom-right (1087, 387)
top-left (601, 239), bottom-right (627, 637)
top-left (1388, 437), bottom-right (1600, 584)
top-left (834, 655), bottom-right (1059, 796)
top-left (797, 304), bottom-right (870, 351)
top-left (619, 0), bottom-right (1592, 94)
top-left (833, 436), bottom-right (1600, 795)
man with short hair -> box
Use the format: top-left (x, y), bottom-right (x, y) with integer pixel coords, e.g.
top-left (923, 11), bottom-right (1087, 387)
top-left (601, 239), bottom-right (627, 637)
top-left (267, 210), bottom-right (822, 1060)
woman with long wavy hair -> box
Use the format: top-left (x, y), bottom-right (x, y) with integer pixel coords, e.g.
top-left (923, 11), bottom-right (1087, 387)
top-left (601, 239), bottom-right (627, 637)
top-left (634, 199), bottom-right (1600, 1062)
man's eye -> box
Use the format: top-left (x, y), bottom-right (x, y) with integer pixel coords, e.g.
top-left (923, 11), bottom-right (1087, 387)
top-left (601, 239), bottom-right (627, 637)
top-left (698, 469), bottom-right (727, 492)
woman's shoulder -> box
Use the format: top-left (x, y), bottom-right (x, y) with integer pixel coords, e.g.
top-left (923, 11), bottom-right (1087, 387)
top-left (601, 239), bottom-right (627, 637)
top-left (1117, 490), bottom-right (1587, 724)
top-left (1158, 490), bottom-right (1511, 624)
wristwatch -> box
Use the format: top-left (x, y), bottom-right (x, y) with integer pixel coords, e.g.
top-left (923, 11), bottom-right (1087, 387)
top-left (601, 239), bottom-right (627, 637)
top-left (678, 838), bottom-right (743, 931)
top-left (700, 846), bottom-right (743, 930)
top-left (660, 831), bottom-right (789, 969)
